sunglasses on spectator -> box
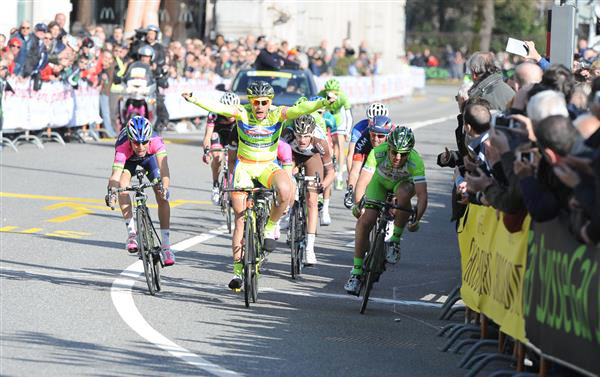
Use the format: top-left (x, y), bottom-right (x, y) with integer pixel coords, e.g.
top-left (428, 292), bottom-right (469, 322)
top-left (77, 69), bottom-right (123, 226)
top-left (132, 140), bottom-right (149, 146)
top-left (21, 26), bottom-right (30, 30)
top-left (10, 44), bottom-right (20, 48)
top-left (252, 99), bottom-right (270, 106)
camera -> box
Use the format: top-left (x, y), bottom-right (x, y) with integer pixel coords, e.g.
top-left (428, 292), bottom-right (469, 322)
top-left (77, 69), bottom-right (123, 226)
top-left (491, 113), bottom-right (522, 129)
top-left (516, 150), bottom-right (534, 163)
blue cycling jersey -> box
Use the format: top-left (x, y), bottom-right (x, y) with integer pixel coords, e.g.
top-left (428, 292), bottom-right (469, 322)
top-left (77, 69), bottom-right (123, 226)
top-left (351, 119), bottom-right (369, 143)
top-left (323, 111), bottom-right (336, 132)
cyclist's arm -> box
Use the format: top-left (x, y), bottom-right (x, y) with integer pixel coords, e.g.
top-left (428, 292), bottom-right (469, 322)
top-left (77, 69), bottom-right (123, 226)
top-left (414, 182), bottom-right (428, 223)
top-left (344, 108), bottom-right (353, 138)
top-left (186, 95), bottom-right (241, 119)
top-left (156, 154), bottom-right (170, 191)
top-left (108, 168), bottom-right (123, 191)
top-left (318, 139), bottom-right (335, 189)
top-left (346, 141), bottom-right (356, 173)
top-left (354, 169), bottom-right (373, 204)
top-left (347, 159), bottom-right (362, 188)
top-left (203, 115), bottom-right (216, 149)
top-left (282, 99), bottom-right (328, 120)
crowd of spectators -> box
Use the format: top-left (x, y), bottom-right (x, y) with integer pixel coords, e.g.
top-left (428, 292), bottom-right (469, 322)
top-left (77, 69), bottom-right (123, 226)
top-left (0, 15), bottom-right (383, 136)
top-left (437, 42), bottom-right (600, 246)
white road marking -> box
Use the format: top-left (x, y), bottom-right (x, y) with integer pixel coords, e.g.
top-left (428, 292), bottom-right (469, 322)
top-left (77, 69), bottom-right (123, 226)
top-left (110, 225), bottom-right (241, 377)
top-left (344, 240), bottom-right (355, 247)
top-left (405, 115), bottom-right (455, 130)
top-left (436, 295), bottom-right (448, 303)
top-left (261, 287), bottom-right (443, 308)
top-left (420, 293), bottom-right (436, 301)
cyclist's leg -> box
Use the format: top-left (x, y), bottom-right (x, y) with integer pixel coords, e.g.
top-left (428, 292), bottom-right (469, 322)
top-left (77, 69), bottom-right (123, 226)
top-left (391, 181), bottom-right (416, 240)
top-left (118, 162), bottom-right (136, 251)
top-left (259, 163), bottom-right (293, 250)
top-left (354, 175), bottom-right (387, 268)
top-left (228, 160), bottom-right (252, 288)
top-left (304, 154), bottom-right (324, 262)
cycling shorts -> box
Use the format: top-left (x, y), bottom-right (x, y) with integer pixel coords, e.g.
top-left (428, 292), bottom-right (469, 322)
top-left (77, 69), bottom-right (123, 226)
top-left (233, 160), bottom-right (281, 189)
top-left (364, 173), bottom-right (414, 210)
top-left (123, 155), bottom-right (161, 182)
top-left (210, 129), bottom-right (234, 149)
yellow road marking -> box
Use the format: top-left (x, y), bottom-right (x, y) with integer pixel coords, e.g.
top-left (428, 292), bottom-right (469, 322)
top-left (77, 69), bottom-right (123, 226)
top-left (0, 226), bottom-right (19, 232)
top-left (1, 192), bottom-right (210, 205)
top-left (44, 202), bottom-right (93, 223)
top-left (21, 228), bottom-right (42, 234)
top-left (45, 230), bottom-right (92, 239)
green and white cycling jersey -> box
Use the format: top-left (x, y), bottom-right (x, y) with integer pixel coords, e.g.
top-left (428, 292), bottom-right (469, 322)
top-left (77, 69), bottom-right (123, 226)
top-left (187, 96), bottom-right (328, 163)
top-left (363, 142), bottom-right (426, 185)
top-left (317, 90), bottom-right (351, 133)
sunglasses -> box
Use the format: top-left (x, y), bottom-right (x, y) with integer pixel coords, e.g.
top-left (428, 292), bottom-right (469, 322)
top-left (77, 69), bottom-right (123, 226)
top-left (252, 99), bottom-right (270, 106)
top-left (21, 26), bottom-right (30, 30)
top-left (390, 149), bottom-right (409, 157)
top-left (132, 140), bottom-right (149, 146)
top-left (370, 132), bottom-right (387, 139)
top-left (10, 44), bottom-right (20, 48)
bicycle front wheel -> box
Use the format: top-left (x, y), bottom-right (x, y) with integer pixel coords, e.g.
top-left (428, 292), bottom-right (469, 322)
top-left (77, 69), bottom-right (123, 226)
top-left (243, 216), bottom-right (255, 308)
top-left (360, 232), bottom-right (385, 314)
top-left (137, 208), bottom-right (157, 295)
top-left (289, 205), bottom-right (298, 279)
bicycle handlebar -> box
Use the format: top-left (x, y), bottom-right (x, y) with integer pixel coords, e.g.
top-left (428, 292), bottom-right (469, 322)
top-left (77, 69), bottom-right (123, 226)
top-left (114, 181), bottom-right (162, 194)
top-left (223, 187), bottom-right (274, 194)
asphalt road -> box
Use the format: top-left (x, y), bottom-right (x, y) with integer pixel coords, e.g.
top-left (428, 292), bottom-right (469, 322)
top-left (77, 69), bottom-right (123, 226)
top-left (1, 85), bottom-right (469, 377)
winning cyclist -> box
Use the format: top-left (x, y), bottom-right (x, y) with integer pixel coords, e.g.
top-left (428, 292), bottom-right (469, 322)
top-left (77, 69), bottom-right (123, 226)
top-left (318, 79), bottom-right (352, 190)
top-left (347, 116), bottom-right (394, 202)
top-left (182, 81), bottom-right (335, 290)
top-left (282, 115), bottom-right (335, 265)
top-left (344, 127), bottom-right (428, 295)
top-left (105, 116), bottom-right (175, 266)
top-left (203, 91), bottom-right (239, 205)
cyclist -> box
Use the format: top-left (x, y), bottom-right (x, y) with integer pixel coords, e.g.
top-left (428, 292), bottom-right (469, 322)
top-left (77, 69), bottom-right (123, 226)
top-left (203, 91), bottom-right (239, 205)
top-left (318, 78), bottom-right (352, 190)
top-left (105, 116), bottom-right (175, 266)
top-left (347, 102), bottom-right (389, 172)
top-left (348, 116), bottom-right (394, 201)
top-left (282, 115), bottom-right (335, 265)
top-left (344, 127), bottom-right (428, 295)
top-left (182, 81), bottom-right (334, 290)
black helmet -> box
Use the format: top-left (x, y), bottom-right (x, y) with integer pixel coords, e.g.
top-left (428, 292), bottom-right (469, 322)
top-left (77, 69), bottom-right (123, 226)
top-left (293, 115), bottom-right (316, 135)
top-left (247, 81), bottom-right (275, 98)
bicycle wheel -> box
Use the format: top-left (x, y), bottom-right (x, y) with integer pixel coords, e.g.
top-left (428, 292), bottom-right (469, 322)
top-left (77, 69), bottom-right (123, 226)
top-left (289, 205), bottom-right (297, 279)
top-left (251, 231), bottom-right (259, 303)
top-left (146, 217), bottom-right (162, 292)
top-left (137, 209), bottom-right (157, 295)
top-left (243, 215), bottom-right (255, 308)
top-left (360, 231), bottom-right (385, 314)
top-left (220, 174), bottom-right (233, 234)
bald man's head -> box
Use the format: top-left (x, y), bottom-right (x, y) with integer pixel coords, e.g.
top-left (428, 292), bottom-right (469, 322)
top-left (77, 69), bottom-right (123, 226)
top-left (464, 103), bottom-right (491, 135)
top-left (515, 62), bottom-right (543, 88)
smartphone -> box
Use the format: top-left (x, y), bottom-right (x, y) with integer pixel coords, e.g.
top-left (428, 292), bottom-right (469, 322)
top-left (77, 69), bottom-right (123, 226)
top-left (516, 151), bottom-right (534, 163)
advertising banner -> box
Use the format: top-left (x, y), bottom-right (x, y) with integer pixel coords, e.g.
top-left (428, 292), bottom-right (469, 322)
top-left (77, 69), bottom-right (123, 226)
top-left (458, 204), bottom-right (530, 342)
top-left (524, 219), bottom-right (600, 376)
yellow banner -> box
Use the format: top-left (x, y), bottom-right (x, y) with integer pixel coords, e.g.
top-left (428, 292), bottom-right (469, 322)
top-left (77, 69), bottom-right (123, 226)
top-left (457, 204), bottom-right (531, 342)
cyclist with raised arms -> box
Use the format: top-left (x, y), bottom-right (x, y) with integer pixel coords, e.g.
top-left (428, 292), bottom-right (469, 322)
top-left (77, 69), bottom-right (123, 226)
top-left (347, 102), bottom-right (389, 172)
top-left (281, 115), bottom-right (335, 265)
top-left (344, 127), bottom-right (428, 295)
top-left (318, 78), bottom-right (352, 190)
top-left (182, 81), bottom-right (334, 290)
top-left (347, 116), bottom-right (394, 204)
top-left (105, 116), bottom-right (175, 266)
top-left (203, 91), bottom-right (239, 205)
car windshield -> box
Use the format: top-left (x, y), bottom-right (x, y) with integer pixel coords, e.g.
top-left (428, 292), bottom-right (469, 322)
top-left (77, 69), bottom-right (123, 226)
top-left (231, 71), bottom-right (311, 97)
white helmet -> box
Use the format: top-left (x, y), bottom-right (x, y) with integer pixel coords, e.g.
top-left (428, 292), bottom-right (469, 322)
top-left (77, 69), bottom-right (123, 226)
top-left (219, 91), bottom-right (240, 106)
top-left (366, 102), bottom-right (389, 120)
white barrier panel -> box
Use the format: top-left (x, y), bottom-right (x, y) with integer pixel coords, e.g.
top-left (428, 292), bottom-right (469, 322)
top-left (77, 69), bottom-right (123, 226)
top-left (162, 76), bottom-right (230, 120)
top-left (3, 78), bottom-right (101, 131)
top-left (315, 66), bottom-right (426, 105)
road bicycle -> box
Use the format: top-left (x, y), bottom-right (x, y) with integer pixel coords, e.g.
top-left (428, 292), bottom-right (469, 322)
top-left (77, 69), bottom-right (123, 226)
top-left (288, 167), bottom-right (320, 279)
top-left (225, 185), bottom-right (274, 307)
top-left (208, 147), bottom-right (234, 233)
top-left (359, 196), bottom-right (415, 314)
top-left (114, 169), bottom-right (165, 295)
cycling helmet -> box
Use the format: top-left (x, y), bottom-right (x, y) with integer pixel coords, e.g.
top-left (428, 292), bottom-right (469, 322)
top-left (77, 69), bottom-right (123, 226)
top-left (309, 96), bottom-right (324, 102)
top-left (324, 78), bottom-right (340, 92)
top-left (368, 116), bottom-right (393, 134)
top-left (387, 126), bottom-right (415, 153)
top-left (366, 102), bottom-right (389, 120)
top-left (220, 91), bottom-right (240, 106)
top-left (294, 96), bottom-right (308, 106)
top-left (293, 115), bottom-right (316, 135)
top-left (127, 116), bottom-right (153, 143)
top-left (138, 45), bottom-right (155, 59)
top-left (247, 80), bottom-right (275, 98)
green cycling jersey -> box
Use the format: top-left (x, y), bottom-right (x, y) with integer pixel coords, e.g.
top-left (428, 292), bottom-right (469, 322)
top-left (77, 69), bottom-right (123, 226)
top-left (363, 142), bottom-right (426, 185)
top-left (186, 96), bottom-right (328, 162)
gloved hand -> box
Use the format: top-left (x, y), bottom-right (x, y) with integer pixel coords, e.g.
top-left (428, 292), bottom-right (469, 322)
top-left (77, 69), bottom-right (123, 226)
top-left (344, 186), bottom-right (354, 209)
top-left (352, 203), bottom-right (362, 219)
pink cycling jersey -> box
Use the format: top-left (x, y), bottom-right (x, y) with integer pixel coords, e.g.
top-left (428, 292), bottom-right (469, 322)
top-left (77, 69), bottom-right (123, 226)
top-left (113, 131), bottom-right (167, 170)
top-left (277, 139), bottom-right (293, 167)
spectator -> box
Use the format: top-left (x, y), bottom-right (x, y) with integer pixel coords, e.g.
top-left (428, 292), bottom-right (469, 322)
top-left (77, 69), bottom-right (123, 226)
top-left (54, 13), bottom-right (67, 34)
top-left (467, 51), bottom-right (515, 111)
top-left (162, 25), bottom-right (173, 46)
top-left (24, 23), bottom-right (49, 80)
top-left (98, 49), bottom-right (116, 137)
top-left (12, 21), bottom-right (32, 76)
top-left (6, 38), bottom-right (21, 74)
top-left (47, 22), bottom-right (65, 58)
top-left (108, 26), bottom-right (123, 46)
top-left (255, 39), bottom-right (283, 71)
